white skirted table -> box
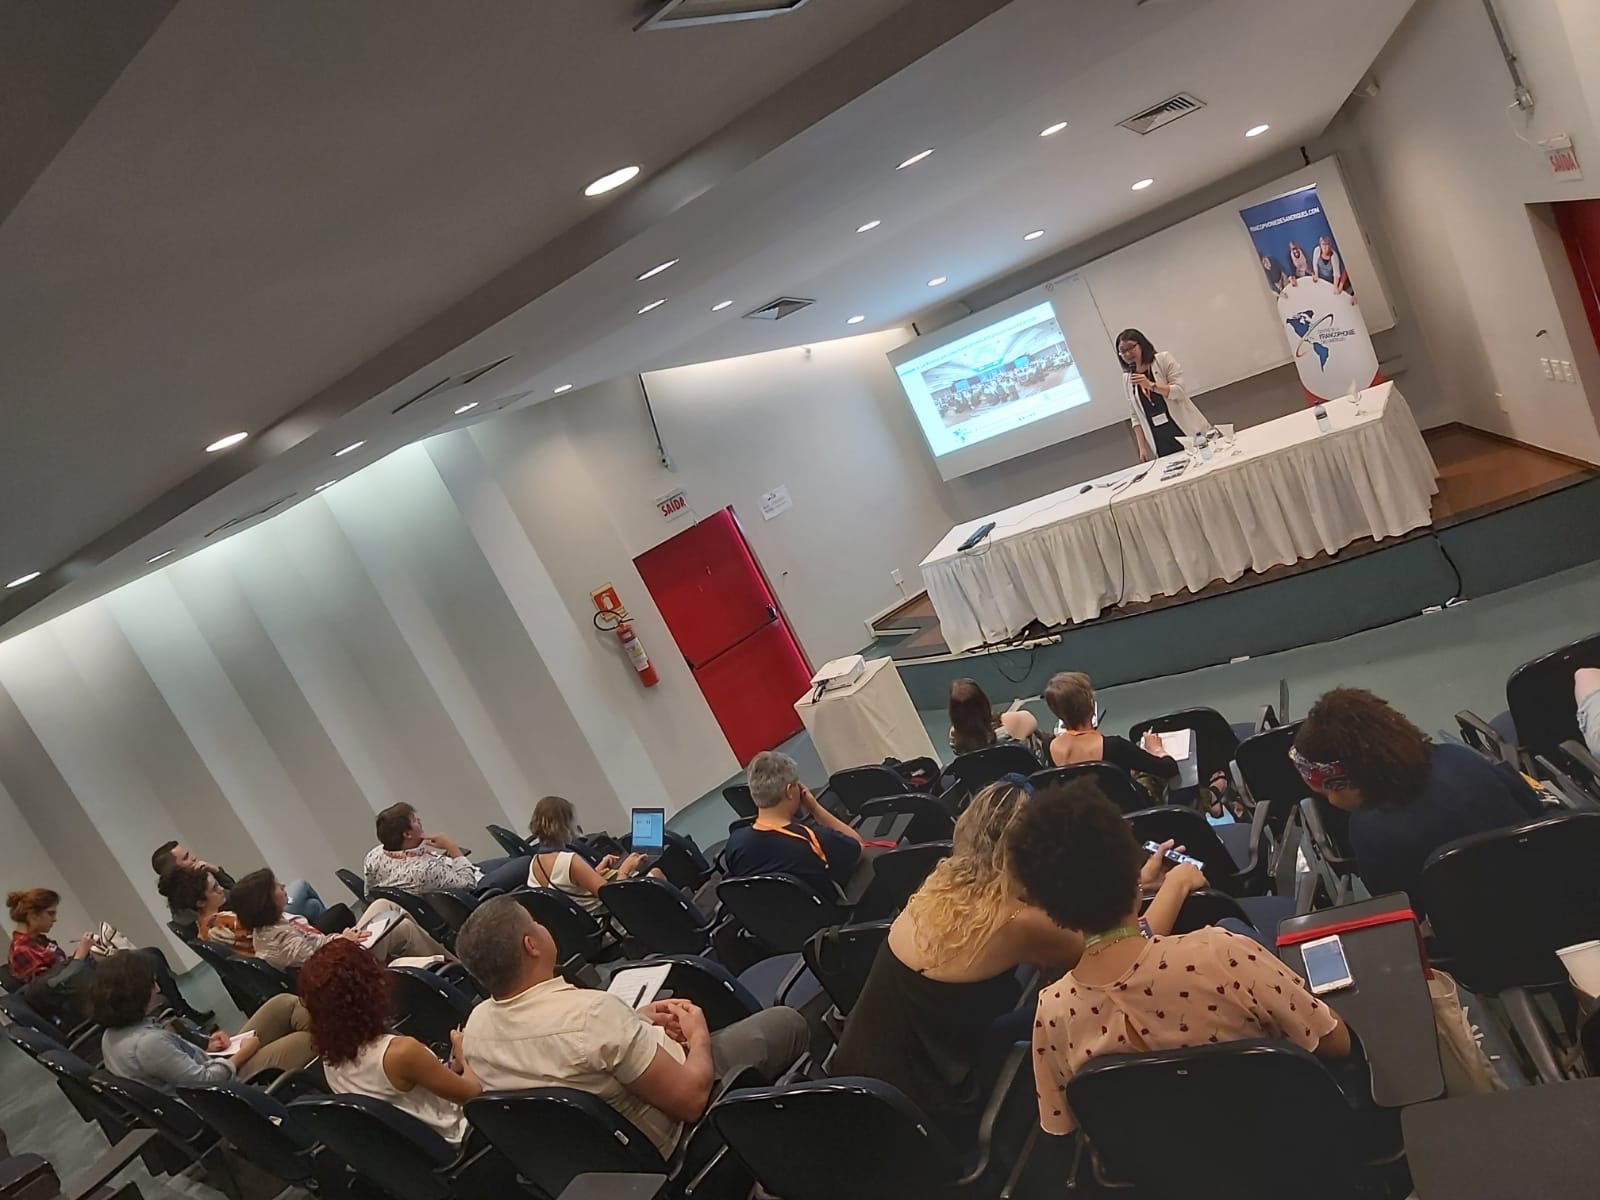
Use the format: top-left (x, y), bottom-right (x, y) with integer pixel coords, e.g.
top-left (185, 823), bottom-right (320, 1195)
top-left (920, 383), bottom-right (1439, 653)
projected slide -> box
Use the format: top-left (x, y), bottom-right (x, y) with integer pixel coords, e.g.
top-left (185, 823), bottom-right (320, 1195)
top-left (894, 300), bottom-right (1090, 458)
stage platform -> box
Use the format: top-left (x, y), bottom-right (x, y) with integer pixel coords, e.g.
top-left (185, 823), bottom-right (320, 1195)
top-left (864, 424), bottom-right (1600, 710)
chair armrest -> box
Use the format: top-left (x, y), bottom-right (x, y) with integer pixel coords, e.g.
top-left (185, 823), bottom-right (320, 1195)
top-left (62, 1130), bottom-right (157, 1200)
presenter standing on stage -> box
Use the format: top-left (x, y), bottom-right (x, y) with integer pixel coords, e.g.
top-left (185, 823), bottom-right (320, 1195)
top-left (1116, 328), bottom-right (1209, 462)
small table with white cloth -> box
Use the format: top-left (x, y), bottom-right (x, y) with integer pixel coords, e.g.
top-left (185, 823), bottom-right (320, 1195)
top-left (920, 383), bottom-right (1439, 653)
top-left (794, 656), bottom-right (939, 776)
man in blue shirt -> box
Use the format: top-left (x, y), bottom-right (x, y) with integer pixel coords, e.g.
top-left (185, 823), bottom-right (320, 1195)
top-left (723, 751), bottom-right (864, 900)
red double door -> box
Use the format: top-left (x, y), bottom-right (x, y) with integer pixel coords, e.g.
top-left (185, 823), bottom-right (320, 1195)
top-left (634, 508), bottom-right (812, 766)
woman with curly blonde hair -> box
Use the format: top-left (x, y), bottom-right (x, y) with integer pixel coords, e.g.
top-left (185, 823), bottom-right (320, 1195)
top-left (832, 777), bottom-right (1204, 1141)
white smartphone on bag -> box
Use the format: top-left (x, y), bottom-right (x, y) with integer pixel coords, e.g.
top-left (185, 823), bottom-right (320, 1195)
top-left (1300, 934), bottom-right (1355, 995)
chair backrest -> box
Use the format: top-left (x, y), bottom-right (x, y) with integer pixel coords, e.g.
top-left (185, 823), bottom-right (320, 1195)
top-left (716, 874), bottom-right (841, 955)
top-left (367, 887), bottom-right (455, 949)
top-left (465, 1088), bottom-right (668, 1200)
top-left (827, 765), bottom-right (910, 815)
top-left (849, 842), bottom-right (953, 922)
top-left (803, 921), bottom-right (891, 1017)
top-left (1506, 632), bottom-right (1600, 762)
top-left (485, 824), bottom-right (534, 859)
top-left (390, 966), bottom-right (476, 1053)
top-left (722, 784), bottom-right (757, 819)
top-left (597, 877), bottom-right (710, 955)
top-left (1128, 706), bottom-right (1241, 787)
top-left (335, 868), bottom-right (367, 905)
top-left (1423, 811), bottom-right (1600, 994)
top-left (710, 1078), bottom-right (964, 1200)
top-left (1232, 721), bottom-right (1307, 841)
top-left (941, 744), bottom-right (1043, 798)
top-left (177, 1082), bottom-right (316, 1181)
top-left (506, 888), bottom-right (606, 969)
top-left (1122, 807), bottom-right (1258, 893)
top-left (1068, 1040), bottom-right (1364, 1200)
top-left (856, 793), bottom-right (954, 845)
top-left (1030, 762), bottom-right (1150, 814)
top-left (289, 1094), bottom-right (456, 1200)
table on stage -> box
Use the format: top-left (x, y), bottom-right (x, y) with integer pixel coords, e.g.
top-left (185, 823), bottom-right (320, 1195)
top-left (920, 383), bottom-right (1439, 653)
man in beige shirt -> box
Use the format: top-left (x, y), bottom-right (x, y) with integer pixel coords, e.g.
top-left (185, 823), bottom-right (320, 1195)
top-left (456, 896), bottom-right (807, 1159)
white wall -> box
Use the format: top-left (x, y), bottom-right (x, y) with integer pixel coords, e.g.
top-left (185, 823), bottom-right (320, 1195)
top-left (1318, 0), bottom-right (1600, 460)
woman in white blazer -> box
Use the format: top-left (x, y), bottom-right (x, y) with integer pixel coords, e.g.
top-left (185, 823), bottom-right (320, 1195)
top-left (1116, 328), bottom-right (1210, 462)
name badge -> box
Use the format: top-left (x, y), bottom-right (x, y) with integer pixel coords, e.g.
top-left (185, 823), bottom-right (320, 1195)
top-left (1151, 413), bottom-right (1170, 426)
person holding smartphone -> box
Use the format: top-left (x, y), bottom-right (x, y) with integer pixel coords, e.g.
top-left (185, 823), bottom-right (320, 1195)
top-left (1115, 328), bottom-right (1210, 463)
top-left (1007, 778), bottom-right (1352, 1136)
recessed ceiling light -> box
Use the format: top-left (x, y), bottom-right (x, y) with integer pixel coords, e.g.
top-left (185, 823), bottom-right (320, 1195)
top-left (1131, 178), bottom-right (1155, 191)
top-left (453, 402), bottom-right (479, 415)
top-left (147, 550), bottom-right (173, 563)
top-left (1245, 123), bottom-right (1271, 138)
top-left (205, 432), bottom-right (248, 453)
top-left (1024, 229), bottom-right (1045, 241)
top-left (846, 314), bottom-right (866, 325)
top-left (927, 275), bottom-right (948, 287)
top-left (5, 572), bottom-right (40, 589)
top-left (314, 480), bottom-right (337, 492)
top-left (334, 441), bottom-right (365, 457)
top-left (636, 258), bottom-right (678, 281)
top-left (1040, 121), bottom-right (1068, 137)
top-left (584, 165), bottom-right (640, 196)
top-left (896, 149), bottom-right (934, 170)
top-left (638, 298), bottom-right (667, 314)
top-left (856, 219), bottom-right (881, 233)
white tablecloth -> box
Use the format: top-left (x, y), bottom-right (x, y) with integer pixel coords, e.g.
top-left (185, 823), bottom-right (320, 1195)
top-left (921, 383), bottom-right (1438, 652)
top-left (794, 657), bottom-right (939, 776)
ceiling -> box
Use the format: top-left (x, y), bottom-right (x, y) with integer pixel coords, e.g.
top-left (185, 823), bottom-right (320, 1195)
top-left (0, 0), bottom-right (1415, 636)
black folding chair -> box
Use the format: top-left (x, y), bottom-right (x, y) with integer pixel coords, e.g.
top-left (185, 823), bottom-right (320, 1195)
top-left (390, 966), bottom-right (477, 1055)
top-left (1506, 631), bottom-right (1600, 766)
top-left (854, 792), bottom-right (954, 845)
top-left (711, 1044), bottom-right (1036, 1200)
top-left (1423, 811), bottom-right (1600, 1083)
top-left (722, 784), bottom-right (757, 820)
top-left (850, 841), bottom-right (952, 922)
top-left (598, 877), bottom-right (716, 956)
top-left (335, 869), bottom-right (367, 906)
top-left (1068, 1040), bottom-right (1404, 1200)
top-left (464, 1089), bottom-right (671, 1200)
top-left (827, 765), bottom-right (911, 816)
top-left (367, 886), bottom-right (456, 950)
top-left (485, 824), bottom-right (534, 859)
top-left (506, 888), bottom-right (620, 983)
top-left (804, 921), bottom-right (891, 1026)
top-left (1128, 706), bottom-right (1242, 792)
top-left (940, 744), bottom-right (1043, 807)
top-left (1030, 762), bottom-right (1152, 814)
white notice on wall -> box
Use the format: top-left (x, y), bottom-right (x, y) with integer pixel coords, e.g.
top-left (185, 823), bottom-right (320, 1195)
top-left (759, 485), bottom-right (793, 521)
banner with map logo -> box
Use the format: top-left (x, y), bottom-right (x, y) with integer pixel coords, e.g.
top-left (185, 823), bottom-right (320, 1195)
top-left (1240, 184), bottom-right (1381, 403)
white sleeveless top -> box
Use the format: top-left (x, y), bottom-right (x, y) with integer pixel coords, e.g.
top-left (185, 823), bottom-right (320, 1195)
top-left (529, 850), bottom-right (605, 915)
top-left (323, 1034), bottom-right (468, 1145)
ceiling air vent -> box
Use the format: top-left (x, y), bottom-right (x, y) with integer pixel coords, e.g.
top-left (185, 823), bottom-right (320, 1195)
top-left (743, 296), bottom-right (814, 321)
top-left (1118, 93), bottom-right (1205, 135)
top-left (637, 0), bottom-right (810, 31)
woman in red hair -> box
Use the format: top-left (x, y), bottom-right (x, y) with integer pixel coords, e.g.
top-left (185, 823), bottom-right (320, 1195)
top-left (297, 939), bottom-right (482, 1144)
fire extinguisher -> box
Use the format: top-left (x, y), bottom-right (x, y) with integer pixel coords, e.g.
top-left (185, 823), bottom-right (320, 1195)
top-left (613, 618), bottom-right (660, 688)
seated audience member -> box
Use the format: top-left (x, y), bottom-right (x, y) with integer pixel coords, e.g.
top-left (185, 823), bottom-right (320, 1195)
top-left (1577, 668), bottom-right (1600, 758)
top-left (230, 869), bottom-right (446, 970)
top-left (457, 896), bottom-right (807, 1160)
top-left (1045, 672), bottom-right (1177, 783)
top-left (158, 867), bottom-right (253, 954)
top-left (7, 888), bottom-right (210, 1025)
top-left (92, 950), bottom-right (315, 1087)
top-left (834, 778), bottom-right (1212, 1139)
top-left (1008, 779), bottom-right (1351, 1135)
top-left (526, 795), bottom-right (654, 914)
top-left (948, 678), bottom-right (1045, 760)
top-left (722, 751), bottom-right (864, 901)
top-left (1292, 688), bottom-right (1544, 913)
top-left (299, 939), bottom-right (481, 1144)
top-left (152, 840), bottom-right (328, 922)
top-left (363, 802), bottom-right (530, 896)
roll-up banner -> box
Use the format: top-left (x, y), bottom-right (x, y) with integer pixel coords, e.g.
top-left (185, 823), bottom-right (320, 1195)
top-left (1240, 184), bottom-right (1382, 403)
